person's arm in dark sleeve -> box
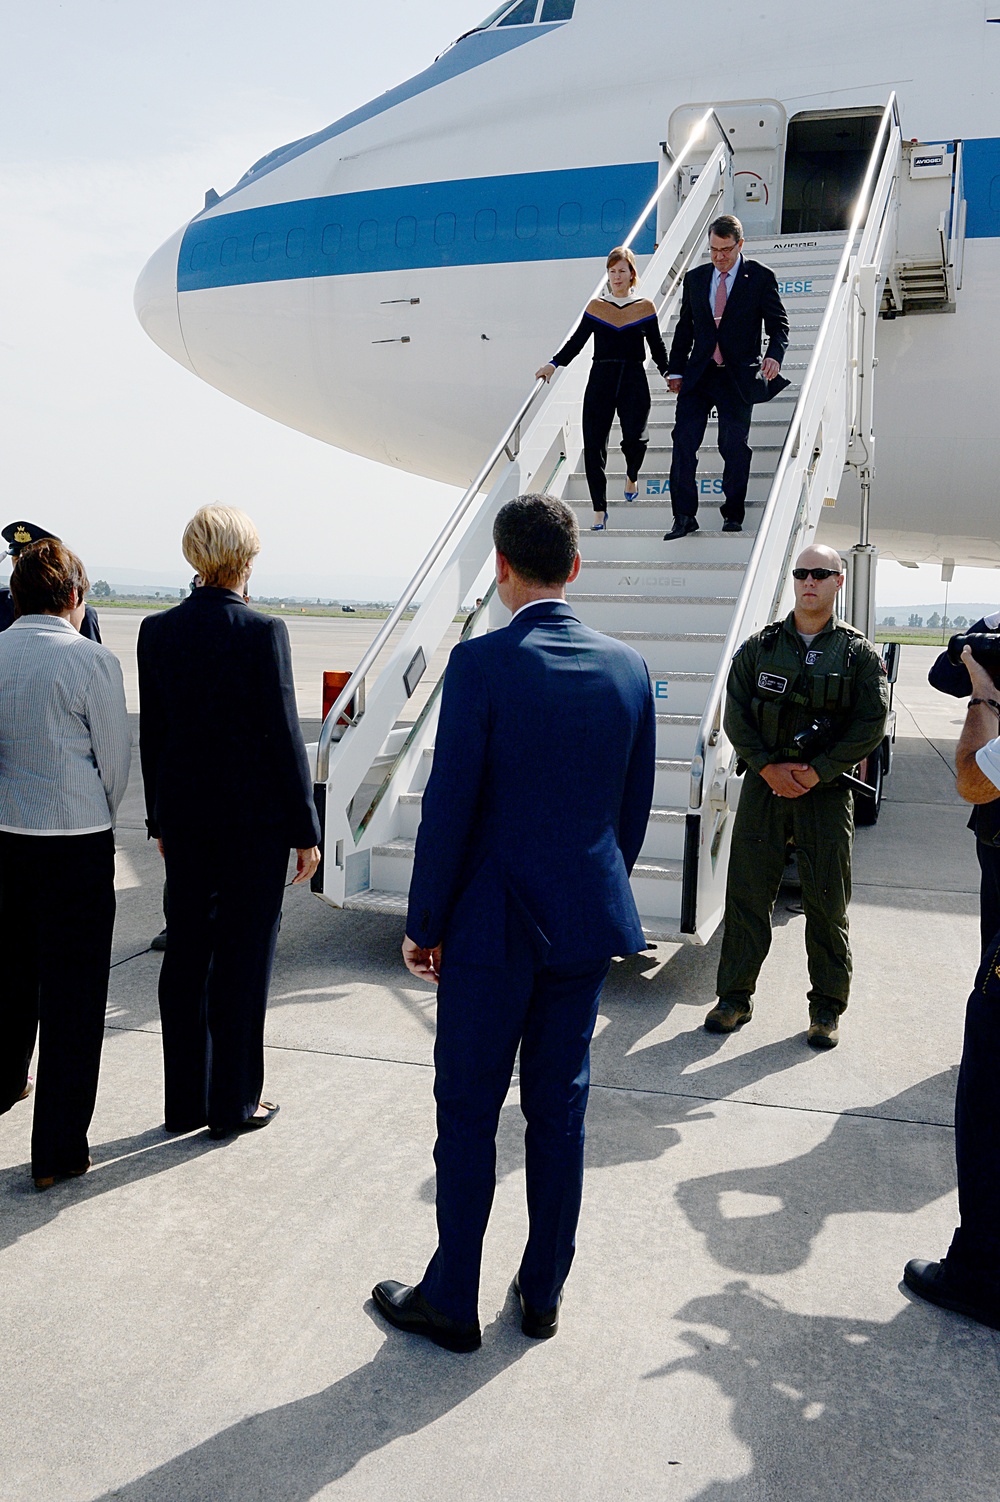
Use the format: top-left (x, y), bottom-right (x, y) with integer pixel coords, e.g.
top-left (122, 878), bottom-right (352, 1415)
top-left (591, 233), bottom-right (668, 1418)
top-left (810, 644), bottom-right (890, 782)
top-left (137, 619), bottom-right (165, 840)
top-left (644, 311), bottom-right (669, 379)
top-left (723, 641), bottom-right (774, 774)
top-left (928, 616), bottom-right (989, 696)
top-left (666, 278), bottom-right (695, 376)
top-left (617, 670), bottom-right (656, 874)
top-left (263, 618), bottom-right (322, 848)
top-left (80, 605), bottom-right (102, 643)
top-left (551, 312), bottom-right (594, 368)
top-left (405, 644), bottom-right (490, 949)
top-left (760, 267), bottom-right (789, 367)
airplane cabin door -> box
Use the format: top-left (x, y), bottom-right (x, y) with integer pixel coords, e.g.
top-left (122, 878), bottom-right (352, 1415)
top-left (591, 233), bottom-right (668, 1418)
top-left (667, 100), bottom-right (787, 240)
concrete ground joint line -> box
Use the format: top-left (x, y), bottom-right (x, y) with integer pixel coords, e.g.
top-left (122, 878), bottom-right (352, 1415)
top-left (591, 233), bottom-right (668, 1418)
top-left (100, 1022), bottom-right (957, 1130)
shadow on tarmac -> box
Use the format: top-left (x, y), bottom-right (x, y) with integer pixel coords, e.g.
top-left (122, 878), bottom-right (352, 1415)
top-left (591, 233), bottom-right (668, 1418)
top-left (88, 1301), bottom-right (530, 1502)
top-left (650, 1282), bottom-right (1000, 1500)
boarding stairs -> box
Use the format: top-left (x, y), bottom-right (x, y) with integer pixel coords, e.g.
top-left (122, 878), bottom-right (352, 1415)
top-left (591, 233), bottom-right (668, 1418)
top-left (310, 98), bottom-right (905, 944)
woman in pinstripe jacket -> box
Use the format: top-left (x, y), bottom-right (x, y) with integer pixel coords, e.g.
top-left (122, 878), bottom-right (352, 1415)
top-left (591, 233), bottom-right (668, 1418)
top-left (0, 540), bottom-right (130, 1188)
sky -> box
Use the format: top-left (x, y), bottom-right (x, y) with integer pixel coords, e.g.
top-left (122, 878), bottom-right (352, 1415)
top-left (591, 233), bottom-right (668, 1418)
top-left (2, 1), bottom-right (996, 608)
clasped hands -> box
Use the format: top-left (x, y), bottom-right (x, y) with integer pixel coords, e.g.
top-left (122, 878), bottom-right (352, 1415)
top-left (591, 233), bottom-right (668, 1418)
top-left (667, 358), bottom-right (779, 396)
top-left (761, 761), bottom-right (821, 798)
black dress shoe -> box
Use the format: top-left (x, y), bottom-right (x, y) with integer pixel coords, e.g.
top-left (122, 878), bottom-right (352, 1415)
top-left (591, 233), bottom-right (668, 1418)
top-left (721, 520), bottom-right (743, 533)
top-left (903, 1259), bottom-right (1000, 1331)
top-left (663, 516), bottom-right (699, 541)
top-left (150, 928), bottom-right (168, 952)
top-left (208, 1101), bottom-right (279, 1140)
top-left (513, 1275), bottom-right (561, 1340)
top-left (372, 1280), bottom-right (482, 1353)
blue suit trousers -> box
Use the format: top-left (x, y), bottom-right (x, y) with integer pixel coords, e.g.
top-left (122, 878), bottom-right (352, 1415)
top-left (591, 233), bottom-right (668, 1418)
top-left (420, 928), bottom-right (611, 1324)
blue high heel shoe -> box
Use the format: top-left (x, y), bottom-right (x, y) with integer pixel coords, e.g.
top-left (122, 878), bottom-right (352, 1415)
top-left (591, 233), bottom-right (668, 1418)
top-left (624, 479), bottom-right (639, 501)
top-left (590, 512), bottom-right (608, 531)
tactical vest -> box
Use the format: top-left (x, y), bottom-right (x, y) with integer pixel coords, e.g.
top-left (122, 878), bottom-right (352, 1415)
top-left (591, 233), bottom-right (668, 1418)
top-left (750, 620), bottom-right (865, 758)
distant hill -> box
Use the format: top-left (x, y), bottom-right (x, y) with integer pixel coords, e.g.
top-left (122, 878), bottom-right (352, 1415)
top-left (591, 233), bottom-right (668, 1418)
top-left (875, 602), bottom-right (999, 625)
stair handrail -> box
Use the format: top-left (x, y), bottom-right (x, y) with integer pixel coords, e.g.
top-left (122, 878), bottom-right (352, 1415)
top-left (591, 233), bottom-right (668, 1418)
top-left (314, 109), bottom-right (734, 783)
top-left (687, 92), bottom-right (901, 814)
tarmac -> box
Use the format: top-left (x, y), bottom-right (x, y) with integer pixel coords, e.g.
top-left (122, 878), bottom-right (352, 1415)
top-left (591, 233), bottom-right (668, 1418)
top-left (1, 625), bottom-right (998, 1502)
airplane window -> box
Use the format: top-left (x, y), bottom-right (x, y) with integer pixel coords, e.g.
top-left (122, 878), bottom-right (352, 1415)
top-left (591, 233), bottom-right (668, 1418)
top-left (358, 219), bottom-right (378, 253)
top-left (558, 201), bottom-right (581, 236)
top-left (468, 2), bottom-right (516, 30)
top-left (435, 213), bottom-right (457, 246)
top-left (515, 205), bottom-right (538, 239)
top-left (286, 228), bottom-right (305, 259)
top-left (540, 0), bottom-right (575, 18)
top-left (220, 237), bottom-right (239, 268)
top-left (189, 241), bottom-right (217, 272)
top-left (475, 209), bottom-right (497, 242)
top-left (498, 0), bottom-right (538, 23)
top-left (601, 198), bottom-right (626, 235)
top-left (252, 233), bottom-right (270, 263)
top-left (396, 216), bottom-right (417, 249)
top-left (322, 224), bottom-right (342, 255)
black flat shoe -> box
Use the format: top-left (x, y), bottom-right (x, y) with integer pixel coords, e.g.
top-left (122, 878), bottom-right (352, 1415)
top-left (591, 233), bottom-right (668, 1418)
top-left (34, 1158), bottom-right (91, 1191)
top-left (513, 1275), bottom-right (561, 1340)
top-left (721, 520), bottom-right (742, 533)
top-left (903, 1259), bottom-right (1000, 1331)
top-left (208, 1101), bottom-right (279, 1140)
top-left (663, 517), bottom-right (699, 541)
top-left (372, 1280), bottom-right (482, 1353)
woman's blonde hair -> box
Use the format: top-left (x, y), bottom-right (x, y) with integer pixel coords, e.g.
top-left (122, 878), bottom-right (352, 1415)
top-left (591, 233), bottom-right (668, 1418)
top-left (182, 505), bottom-right (261, 588)
top-left (606, 246), bottom-right (638, 287)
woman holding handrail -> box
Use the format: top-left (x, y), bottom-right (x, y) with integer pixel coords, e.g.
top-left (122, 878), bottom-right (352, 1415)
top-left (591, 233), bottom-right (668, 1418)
top-left (138, 506), bottom-right (320, 1141)
top-left (535, 246), bottom-right (669, 530)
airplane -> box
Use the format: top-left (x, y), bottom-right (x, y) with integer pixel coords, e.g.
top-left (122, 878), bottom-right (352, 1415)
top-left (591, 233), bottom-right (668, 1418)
top-left (134, 0), bottom-right (1000, 571)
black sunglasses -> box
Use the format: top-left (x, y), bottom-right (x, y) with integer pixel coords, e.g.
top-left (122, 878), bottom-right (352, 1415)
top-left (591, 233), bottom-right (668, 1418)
top-left (792, 567), bottom-right (840, 581)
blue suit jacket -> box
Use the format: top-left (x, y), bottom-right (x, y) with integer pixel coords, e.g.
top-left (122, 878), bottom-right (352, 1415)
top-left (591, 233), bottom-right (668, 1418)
top-left (406, 600), bottom-right (656, 968)
top-left (667, 258), bottom-right (790, 404)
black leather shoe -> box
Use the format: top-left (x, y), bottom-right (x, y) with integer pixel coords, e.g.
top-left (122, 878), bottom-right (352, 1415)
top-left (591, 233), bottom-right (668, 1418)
top-left (663, 516), bottom-right (699, 541)
top-left (372, 1281), bottom-right (482, 1352)
top-left (721, 520), bottom-right (743, 533)
top-left (513, 1275), bottom-right (561, 1340)
top-left (209, 1101), bottom-right (279, 1140)
top-left (150, 928), bottom-right (168, 952)
top-left (903, 1259), bottom-right (1000, 1331)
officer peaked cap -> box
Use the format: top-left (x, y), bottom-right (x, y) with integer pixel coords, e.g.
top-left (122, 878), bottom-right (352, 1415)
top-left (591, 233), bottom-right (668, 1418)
top-left (1, 520), bottom-right (59, 559)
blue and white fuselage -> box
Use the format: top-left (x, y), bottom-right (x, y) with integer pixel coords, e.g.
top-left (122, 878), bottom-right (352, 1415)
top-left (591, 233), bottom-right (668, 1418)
top-left (135, 0), bottom-right (1000, 565)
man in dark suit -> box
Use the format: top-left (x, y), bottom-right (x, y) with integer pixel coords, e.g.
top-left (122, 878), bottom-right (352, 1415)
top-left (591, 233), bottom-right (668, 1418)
top-left (372, 493), bottom-right (656, 1353)
top-left (664, 214), bottom-right (789, 540)
top-left (0, 521), bottom-right (102, 640)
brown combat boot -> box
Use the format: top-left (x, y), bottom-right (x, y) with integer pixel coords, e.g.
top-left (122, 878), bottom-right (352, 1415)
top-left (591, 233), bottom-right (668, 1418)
top-left (704, 997), bottom-right (753, 1033)
top-left (807, 1006), bottom-right (841, 1049)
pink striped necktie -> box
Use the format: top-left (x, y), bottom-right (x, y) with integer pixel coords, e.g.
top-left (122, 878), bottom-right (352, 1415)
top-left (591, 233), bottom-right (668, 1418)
top-left (713, 271), bottom-right (728, 364)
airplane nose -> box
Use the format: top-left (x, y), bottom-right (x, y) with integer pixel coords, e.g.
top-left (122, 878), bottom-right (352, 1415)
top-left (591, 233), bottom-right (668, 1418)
top-left (133, 226), bottom-right (196, 373)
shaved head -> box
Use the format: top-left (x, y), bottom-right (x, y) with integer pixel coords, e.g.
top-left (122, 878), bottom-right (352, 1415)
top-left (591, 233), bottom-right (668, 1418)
top-left (795, 543), bottom-right (844, 573)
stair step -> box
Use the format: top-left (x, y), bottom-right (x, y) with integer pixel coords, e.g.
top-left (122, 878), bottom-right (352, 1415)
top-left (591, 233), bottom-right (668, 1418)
top-left (637, 916), bottom-right (685, 944)
top-left (569, 593), bottom-right (737, 606)
top-left (649, 805), bottom-right (688, 820)
top-left (656, 714), bottom-right (700, 727)
top-left (580, 558), bottom-right (746, 570)
top-left (632, 857), bottom-right (683, 881)
top-left (372, 838), bottom-right (415, 858)
top-left (343, 889), bottom-right (408, 915)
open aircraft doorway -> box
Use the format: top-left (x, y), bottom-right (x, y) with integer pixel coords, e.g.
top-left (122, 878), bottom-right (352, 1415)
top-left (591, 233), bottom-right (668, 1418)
top-left (782, 107), bottom-right (884, 234)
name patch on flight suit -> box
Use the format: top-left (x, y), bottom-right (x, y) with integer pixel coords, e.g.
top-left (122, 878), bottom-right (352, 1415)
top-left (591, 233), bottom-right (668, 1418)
top-left (758, 672), bottom-right (788, 693)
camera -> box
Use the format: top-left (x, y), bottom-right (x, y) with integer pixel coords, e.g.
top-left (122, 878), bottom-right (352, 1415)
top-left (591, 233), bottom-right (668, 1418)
top-left (947, 633), bottom-right (1000, 685)
top-left (792, 716), bottom-right (834, 760)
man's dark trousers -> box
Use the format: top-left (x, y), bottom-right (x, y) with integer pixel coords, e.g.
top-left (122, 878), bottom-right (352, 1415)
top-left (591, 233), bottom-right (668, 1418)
top-left (421, 921), bottom-right (610, 1325)
top-left (157, 832), bottom-right (289, 1132)
top-left (669, 364), bottom-right (753, 525)
top-left (0, 830), bottom-right (115, 1177)
top-left (975, 840), bottom-right (1000, 954)
top-left (945, 925), bottom-right (1000, 1288)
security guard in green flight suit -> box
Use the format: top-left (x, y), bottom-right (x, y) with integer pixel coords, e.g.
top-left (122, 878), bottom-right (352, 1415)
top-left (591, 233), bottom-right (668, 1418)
top-left (709, 544), bottom-right (889, 1048)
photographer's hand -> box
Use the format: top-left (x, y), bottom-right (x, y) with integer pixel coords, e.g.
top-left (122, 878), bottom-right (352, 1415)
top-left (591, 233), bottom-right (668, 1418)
top-left (961, 645), bottom-right (999, 703)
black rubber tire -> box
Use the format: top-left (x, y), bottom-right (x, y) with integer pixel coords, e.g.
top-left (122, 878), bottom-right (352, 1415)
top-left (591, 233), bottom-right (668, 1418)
top-left (853, 746), bottom-right (884, 826)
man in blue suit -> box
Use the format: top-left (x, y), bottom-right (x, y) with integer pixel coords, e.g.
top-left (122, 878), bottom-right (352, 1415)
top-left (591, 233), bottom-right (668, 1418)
top-left (373, 493), bottom-right (656, 1352)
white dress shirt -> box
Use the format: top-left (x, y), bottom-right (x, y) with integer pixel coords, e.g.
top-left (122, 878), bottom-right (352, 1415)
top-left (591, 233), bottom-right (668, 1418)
top-left (0, 615), bottom-right (131, 834)
top-left (510, 597), bottom-right (566, 621)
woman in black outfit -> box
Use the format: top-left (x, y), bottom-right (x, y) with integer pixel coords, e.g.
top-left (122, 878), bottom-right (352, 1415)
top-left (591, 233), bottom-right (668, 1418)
top-left (536, 246), bottom-right (669, 530)
top-left (138, 506), bottom-right (321, 1141)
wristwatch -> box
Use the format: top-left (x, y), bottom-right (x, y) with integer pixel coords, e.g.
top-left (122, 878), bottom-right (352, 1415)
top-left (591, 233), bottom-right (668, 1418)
top-left (969, 697), bottom-right (1000, 717)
